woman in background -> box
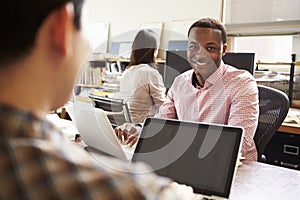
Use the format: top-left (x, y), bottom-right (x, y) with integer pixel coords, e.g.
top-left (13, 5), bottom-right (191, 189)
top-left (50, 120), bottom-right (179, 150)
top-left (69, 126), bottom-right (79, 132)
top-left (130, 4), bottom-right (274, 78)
top-left (119, 29), bottom-right (166, 123)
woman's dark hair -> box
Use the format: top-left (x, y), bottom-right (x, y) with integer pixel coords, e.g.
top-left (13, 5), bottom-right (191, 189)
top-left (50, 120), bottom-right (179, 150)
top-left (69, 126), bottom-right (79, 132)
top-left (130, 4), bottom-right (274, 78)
top-left (128, 29), bottom-right (159, 69)
top-left (0, 0), bottom-right (84, 67)
top-left (188, 18), bottom-right (227, 44)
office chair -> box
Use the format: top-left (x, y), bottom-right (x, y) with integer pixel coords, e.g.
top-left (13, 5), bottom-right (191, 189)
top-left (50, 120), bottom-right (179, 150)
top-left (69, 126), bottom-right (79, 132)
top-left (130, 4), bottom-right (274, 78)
top-left (254, 85), bottom-right (289, 162)
top-left (89, 94), bottom-right (132, 127)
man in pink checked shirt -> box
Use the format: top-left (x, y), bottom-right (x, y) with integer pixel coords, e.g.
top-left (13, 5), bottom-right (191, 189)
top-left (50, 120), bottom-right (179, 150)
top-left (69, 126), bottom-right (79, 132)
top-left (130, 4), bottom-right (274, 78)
top-left (115, 17), bottom-right (259, 162)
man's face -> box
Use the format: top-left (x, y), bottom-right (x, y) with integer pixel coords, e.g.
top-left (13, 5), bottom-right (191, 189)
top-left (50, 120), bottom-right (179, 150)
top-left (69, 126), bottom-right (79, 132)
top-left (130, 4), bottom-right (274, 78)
top-left (187, 27), bottom-right (227, 81)
top-left (56, 3), bottom-right (90, 108)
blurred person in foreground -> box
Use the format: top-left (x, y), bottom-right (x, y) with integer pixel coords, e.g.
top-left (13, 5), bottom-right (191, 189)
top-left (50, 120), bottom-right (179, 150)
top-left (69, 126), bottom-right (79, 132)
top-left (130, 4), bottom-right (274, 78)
top-left (0, 0), bottom-right (201, 199)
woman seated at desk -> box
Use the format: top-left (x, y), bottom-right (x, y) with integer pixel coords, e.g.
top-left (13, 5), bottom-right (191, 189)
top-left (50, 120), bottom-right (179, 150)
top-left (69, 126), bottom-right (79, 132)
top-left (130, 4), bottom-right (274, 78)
top-left (119, 29), bottom-right (166, 123)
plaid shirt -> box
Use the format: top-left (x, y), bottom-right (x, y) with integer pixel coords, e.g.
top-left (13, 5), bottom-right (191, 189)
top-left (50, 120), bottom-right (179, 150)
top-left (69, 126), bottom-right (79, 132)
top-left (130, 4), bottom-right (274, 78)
top-left (156, 63), bottom-right (259, 161)
top-left (0, 104), bottom-right (181, 200)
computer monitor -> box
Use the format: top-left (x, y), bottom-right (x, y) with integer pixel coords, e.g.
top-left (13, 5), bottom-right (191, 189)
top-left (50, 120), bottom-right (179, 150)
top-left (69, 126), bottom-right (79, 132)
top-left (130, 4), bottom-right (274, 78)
top-left (222, 52), bottom-right (255, 75)
top-left (110, 42), bottom-right (121, 55)
top-left (110, 41), bottom-right (133, 57)
top-left (168, 40), bottom-right (188, 51)
top-left (164, 51), bottom-right (255, 89)
top-left (164, 50), bottom-right (190, 89)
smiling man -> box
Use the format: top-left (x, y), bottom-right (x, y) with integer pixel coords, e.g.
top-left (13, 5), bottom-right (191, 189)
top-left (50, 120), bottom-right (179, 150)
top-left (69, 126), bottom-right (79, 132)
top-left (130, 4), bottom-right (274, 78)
top-left (117, 18), bottom-right (259, 162)
top-left (157, 18), bottom-right (259, 161)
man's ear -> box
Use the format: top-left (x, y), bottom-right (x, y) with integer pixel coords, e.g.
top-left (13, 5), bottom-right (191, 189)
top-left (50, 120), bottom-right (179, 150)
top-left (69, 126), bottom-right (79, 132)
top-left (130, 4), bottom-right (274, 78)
top-left (51, 3), bottom-right (75, 56)
top-left (222, 43), bottom-right (227, 56)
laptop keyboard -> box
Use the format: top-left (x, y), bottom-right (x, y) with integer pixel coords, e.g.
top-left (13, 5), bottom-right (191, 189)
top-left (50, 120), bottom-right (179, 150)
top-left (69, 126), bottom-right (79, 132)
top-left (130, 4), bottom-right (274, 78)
top-left (121, 144), bottom-right (135, 161)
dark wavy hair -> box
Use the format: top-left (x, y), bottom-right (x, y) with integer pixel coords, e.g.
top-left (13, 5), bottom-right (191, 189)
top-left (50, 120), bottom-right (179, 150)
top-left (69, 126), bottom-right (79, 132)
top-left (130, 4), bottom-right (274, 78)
top-left (188, 17), bottom-right (227, 44)
top-left (0, 0), bottom-right (84, 67)
top-left (128, 29), bottom-right (159, 69)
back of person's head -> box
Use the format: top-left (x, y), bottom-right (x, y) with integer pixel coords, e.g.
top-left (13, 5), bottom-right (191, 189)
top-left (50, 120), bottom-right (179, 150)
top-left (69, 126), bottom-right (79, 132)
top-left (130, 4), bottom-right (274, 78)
top-left (0, 0), bottom-right (84, 67)
top-left (128, 29), bottom-right (159, 69)
top-left (188, 18), bottom-right (227, 44)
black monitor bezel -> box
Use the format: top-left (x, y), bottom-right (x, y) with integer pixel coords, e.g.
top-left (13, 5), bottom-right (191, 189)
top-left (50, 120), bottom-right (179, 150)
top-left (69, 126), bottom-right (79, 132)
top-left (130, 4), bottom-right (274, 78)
top-left (132, 117), bottom-right (243, 198)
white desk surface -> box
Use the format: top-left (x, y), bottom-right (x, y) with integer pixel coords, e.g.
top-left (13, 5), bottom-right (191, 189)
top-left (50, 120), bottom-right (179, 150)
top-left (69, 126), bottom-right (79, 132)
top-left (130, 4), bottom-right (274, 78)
top-left (48, 114), bottom-right (300, 199)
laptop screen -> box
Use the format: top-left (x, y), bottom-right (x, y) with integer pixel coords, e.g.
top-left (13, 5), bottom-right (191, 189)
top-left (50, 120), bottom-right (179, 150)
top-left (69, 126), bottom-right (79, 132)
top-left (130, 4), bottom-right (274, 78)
top-left (131, 118), bottom-right (243, 198)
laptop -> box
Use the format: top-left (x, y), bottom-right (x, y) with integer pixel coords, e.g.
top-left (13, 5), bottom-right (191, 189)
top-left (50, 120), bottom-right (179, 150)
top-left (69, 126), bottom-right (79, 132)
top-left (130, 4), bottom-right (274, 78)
top-left (72, 102), bottom-right (134, 161)
top-left (131, 117), bottom-right (243, 199)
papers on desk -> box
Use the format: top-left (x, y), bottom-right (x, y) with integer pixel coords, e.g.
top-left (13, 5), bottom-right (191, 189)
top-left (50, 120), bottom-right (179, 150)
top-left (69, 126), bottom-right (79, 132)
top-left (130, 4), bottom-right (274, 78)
top-left (254, 71), bottom-right (288, 82)
top-left (46, 114), bottom-right (70, 128)
top-left (46, 114), bottom-right (79, 140)
top-left (90, 91), bottom-right (113, 97)
top-left (284, 108), bottom-right (300, 125)
top-left (237, 153), bottom-right (245, 167)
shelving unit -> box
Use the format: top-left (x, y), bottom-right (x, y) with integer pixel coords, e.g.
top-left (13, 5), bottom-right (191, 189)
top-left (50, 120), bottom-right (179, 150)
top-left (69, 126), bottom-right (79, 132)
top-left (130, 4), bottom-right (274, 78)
top-left (256, 55), bottom-right (300, 170)
top-left (77, 54), bottom-right (166, 94)
top-left (256, 54), bottom-right (299, 106)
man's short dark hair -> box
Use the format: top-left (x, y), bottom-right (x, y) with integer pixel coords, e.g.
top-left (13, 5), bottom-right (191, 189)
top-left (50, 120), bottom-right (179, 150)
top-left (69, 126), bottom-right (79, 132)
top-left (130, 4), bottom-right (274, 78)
top-left (0, 0), bottom-right (84, 66)
top-left (188, 18), bottom-right (227, 44)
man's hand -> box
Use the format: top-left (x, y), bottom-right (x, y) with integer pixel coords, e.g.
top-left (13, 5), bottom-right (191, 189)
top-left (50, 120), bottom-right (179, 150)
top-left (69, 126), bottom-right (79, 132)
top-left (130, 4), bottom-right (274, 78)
top-left (114, 123), bottom-right (141, 147)
top-left (162, 182), bottom-right (203, 200)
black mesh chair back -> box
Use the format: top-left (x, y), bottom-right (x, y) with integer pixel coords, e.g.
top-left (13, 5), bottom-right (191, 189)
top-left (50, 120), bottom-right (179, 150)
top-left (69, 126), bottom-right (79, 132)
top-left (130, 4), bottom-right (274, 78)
top-left (89, 94), bottom-right (132, 127)
top-left (254, 85), bottom-right (289, 161)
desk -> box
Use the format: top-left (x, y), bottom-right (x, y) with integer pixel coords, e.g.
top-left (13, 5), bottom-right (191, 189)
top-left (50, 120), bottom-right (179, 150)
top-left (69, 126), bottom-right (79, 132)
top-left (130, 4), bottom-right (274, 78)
top-left (90, 90), bottom-right (113, 97)
top-left (278, 108), bottom-right (300, 135)
top-left (264, 108), bottom-right (300, 170)
top-left (230, 161), bottom-right (300, 199)
top-left (46, 114), bottom-right (79, 140)
top-left (278, 122), bottom-right (300, 134)
top-left (49, 117), bottom-right (300, 198)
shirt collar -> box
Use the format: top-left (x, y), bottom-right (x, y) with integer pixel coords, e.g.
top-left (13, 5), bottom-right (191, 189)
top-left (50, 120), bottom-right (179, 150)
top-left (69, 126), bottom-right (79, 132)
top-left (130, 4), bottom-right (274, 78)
top-left (205, 61), bottom-right (226, 86)
top-left (191, 72), bottom-right (203, 89)
top-left (190, 61), bottom-right (226, 89)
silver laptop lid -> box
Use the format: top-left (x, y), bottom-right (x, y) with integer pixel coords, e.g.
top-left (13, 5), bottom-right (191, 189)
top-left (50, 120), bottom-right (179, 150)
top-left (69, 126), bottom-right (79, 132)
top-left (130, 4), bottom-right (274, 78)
top-left (131, 117), bottom-right (243, 199)
top-left (72, 102), bottom-right (128, 161)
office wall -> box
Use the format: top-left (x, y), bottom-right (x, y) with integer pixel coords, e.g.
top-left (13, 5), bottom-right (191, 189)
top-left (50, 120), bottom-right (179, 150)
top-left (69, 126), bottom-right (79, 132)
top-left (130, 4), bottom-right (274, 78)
top-left (293, 35), bottom-right (300, 62)
top-left (85, 0), bottom-right (222, 55)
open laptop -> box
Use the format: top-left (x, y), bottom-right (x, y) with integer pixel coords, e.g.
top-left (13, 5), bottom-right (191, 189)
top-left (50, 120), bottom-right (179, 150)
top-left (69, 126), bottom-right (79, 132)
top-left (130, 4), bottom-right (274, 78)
top-left (72, 102), bottom-right (134, 161)
top-left (131, 117), bottom-right (243, 199)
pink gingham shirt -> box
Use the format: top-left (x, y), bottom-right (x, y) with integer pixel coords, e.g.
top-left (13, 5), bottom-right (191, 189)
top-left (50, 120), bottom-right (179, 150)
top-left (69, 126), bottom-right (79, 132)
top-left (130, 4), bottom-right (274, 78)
top-left (156, 62), bottom-right (259, 161)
